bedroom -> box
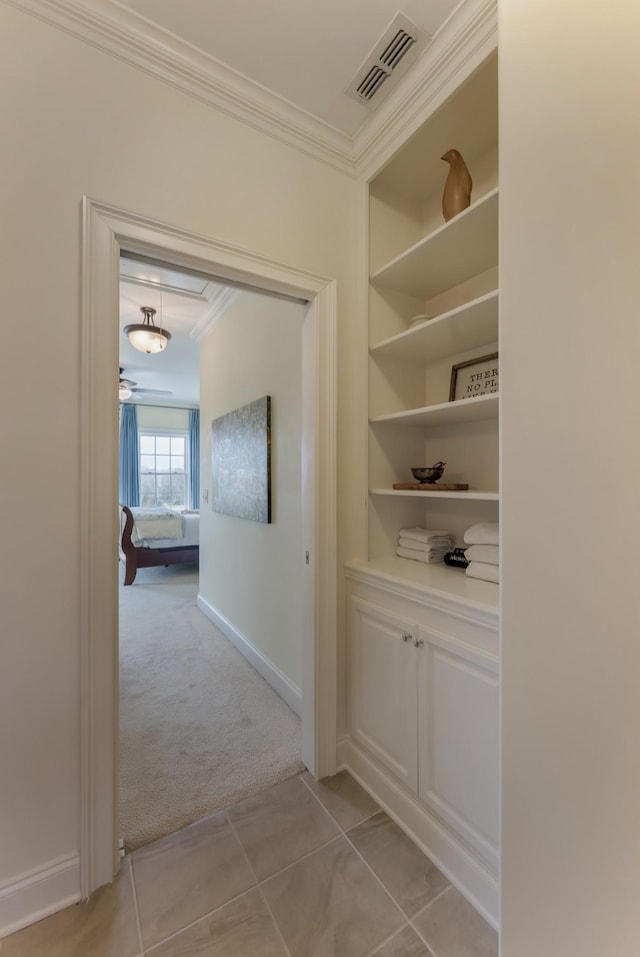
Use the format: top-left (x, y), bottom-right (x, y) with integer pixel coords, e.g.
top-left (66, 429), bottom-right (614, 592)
top-left (117, 255), bottom-right (309, 851)
top-left (118, 256), bottom-right (208, 587)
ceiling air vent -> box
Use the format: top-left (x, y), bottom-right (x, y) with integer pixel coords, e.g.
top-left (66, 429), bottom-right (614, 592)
top-left (345, 13), bottom-right (430, 109)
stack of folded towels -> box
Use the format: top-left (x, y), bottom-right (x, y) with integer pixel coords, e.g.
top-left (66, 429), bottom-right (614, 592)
top-left (463, 522), bottom-right (500, 583)
top-left (397, 527), bottom-right (452, 564)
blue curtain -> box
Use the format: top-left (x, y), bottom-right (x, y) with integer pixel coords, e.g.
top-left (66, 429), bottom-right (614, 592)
top-left (188, 409), bottom-right (200, 509)
top-left (119, 404), bottom-right (140, 506)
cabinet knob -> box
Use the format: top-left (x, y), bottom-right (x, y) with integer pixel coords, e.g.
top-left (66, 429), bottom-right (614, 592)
top-left (401, 632), bottom-right (412, 643)
top-left (412, 637), bottom-right (424, 648)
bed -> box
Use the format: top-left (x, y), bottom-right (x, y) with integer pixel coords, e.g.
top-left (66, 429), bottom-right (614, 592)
top-left (120, 506), bottom-right (199, 585)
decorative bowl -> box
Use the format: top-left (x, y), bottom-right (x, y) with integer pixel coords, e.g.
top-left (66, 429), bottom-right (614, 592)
top-left (411, 462), bottom-right (446, 484)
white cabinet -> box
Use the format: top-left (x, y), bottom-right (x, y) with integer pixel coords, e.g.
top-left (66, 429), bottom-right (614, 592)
top-left (416, 623), bottom-right (499, 868)
top-left (345, 565), bottom-right (499, 920)
top-left (350, 598), bottom-right (419, 792)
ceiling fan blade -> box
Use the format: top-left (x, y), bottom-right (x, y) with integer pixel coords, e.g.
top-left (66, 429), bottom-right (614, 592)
top-left (132, 387), bottom-right (173, 396)
top-left (119, 377), bottom-right (137, 388)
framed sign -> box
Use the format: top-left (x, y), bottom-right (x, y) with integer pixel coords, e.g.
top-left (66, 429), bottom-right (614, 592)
top-left (449, 353), bottom-right (499, 402)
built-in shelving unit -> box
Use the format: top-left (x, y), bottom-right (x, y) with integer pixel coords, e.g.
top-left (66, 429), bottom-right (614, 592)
top-left (345, 46), bottom-right (500, 927)
top-left (366, 52), bottom-right (500, 583)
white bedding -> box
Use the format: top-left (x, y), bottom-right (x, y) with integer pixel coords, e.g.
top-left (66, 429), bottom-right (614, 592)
top-left (130, 507), bottom-right (183, 544)
top-left (131, 510), bottom-right (199, 549)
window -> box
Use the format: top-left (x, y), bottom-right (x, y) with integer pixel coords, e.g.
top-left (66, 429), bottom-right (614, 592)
top-left (139, 433), bottom-right (187, 508)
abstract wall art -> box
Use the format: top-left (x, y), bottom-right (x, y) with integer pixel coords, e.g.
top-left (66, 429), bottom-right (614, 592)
top-left (211, 395), bottom-right (271, 523)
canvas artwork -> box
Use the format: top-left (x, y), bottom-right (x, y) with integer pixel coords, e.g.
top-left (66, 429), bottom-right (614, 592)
top-left (211, 396), bottom-right (271, 523)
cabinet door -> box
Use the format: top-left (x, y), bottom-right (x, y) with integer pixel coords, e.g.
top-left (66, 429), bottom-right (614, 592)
top-left (349, 597), bottom-right (418, 792)
top-left (417, 627), bottom-right (499, 870)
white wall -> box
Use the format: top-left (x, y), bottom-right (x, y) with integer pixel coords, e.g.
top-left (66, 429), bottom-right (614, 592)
top-left (135, 406), bottom-right (192, 431)
top-left (500, 2), bottom-right (640, 953)
top-left (0, 2), bottom-right (359, 918)
top-left (199, 292), bottom-right (305, 690)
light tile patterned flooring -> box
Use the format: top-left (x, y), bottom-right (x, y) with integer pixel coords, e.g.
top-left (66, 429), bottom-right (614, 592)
top-left (1, 772), bottom-right (498, 957)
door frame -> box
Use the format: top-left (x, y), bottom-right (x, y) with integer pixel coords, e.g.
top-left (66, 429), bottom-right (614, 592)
top-left (80, 197), bottom-right (337, 896)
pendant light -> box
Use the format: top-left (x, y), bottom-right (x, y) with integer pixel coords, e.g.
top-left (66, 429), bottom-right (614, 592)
top-left (124, 305), bottom-right (171, 354)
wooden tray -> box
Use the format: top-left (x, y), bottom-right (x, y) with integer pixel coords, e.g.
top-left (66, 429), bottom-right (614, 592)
top-left (392, 482), bottom-right (469, 491)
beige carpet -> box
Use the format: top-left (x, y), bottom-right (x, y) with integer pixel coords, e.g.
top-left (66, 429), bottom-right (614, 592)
top-left (118, 563), bottom-right (305, 852)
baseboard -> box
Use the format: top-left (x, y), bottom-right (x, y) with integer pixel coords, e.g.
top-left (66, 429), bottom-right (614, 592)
top-left (197, 594), bottom-right (302, 717)
top-left (0, 854), bottom-right (80, 940)
top-left (343, 738), bottom-right (499, 930)
top-left (335, 735), bottom-right (350, 771)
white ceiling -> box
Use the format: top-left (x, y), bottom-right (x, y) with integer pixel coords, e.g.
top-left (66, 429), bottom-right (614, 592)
top-left (109, 0), bottom-right (461, 136)
top-left (115, 1), bottom-right (465, 406)
top-left (119, 258), bottom-right (233, 408)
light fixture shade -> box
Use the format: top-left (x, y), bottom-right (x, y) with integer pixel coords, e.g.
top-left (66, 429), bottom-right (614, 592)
top-left (124, 306), bottom-right (171, 354)
top-left (119, 384), bottom-right (132, 400)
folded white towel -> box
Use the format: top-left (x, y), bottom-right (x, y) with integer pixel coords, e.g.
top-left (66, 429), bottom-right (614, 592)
top-left (464, 544), bottom-right (499, 565)
top-left (399, 527), bottom-right (451, 544)
top-left (397, 546), bottom-right (447, 564)
top-left (400, 545), bottom-right (450, 556)
top-left (465, 561), bottom-right (499, 584)
top-left (463, 522), bottom-right (499, 546)
top-left (398, 536), bottom-right (451, 552)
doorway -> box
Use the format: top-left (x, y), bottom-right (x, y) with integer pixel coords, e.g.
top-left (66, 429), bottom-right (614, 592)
top-left (117, 258), bottom-right (311, 852)
top-left (80, 197), bottom-right (337, 896)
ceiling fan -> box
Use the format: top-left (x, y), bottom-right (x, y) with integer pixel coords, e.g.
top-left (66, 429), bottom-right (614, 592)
top-left (119, 368), bottom-right (172, 400)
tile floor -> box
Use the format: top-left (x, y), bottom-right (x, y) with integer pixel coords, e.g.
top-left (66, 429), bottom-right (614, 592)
top-left (0, 772), bottom-right (498, 957)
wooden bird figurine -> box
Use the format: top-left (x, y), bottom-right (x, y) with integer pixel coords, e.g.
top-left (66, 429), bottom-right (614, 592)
top-left (441, 149), bottom-right (472, 222)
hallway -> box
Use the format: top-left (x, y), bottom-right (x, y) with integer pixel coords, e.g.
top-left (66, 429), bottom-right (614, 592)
top-left (1, 772), bottom-right (497, 956)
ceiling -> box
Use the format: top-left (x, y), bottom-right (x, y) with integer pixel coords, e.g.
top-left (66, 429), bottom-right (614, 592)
top-left (114, 0), bottom-right (461, 136)
top-left (119, 257), bottom-right (234, 408)
top-left (116, 1), bottom-right (465, 406)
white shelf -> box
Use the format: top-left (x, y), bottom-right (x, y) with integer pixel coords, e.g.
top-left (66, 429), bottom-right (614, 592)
top-left (370, 188), bottom-right (498, 300)
top-left (371, 291), bottom-right (498, 365)
top-left (370, 392), bottom-right (498, 428)
top-left (345, 557), bottom-right (499, 614)
top-left (370, 488), bottom-right (499, 501)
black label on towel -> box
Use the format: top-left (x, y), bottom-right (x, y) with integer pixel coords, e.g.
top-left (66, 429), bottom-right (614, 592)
top-left (443, 548), bottom-right (469, 568)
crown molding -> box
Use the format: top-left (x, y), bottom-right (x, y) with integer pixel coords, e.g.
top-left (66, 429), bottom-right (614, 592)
top-left (189, 286), bottom-right (239, 344)
top-left (4, 0), bottom-right (355, 174)
top-left (5, 0), bottom-right (496, 179)
top-left (352, 0), bottom-right (498, 179)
